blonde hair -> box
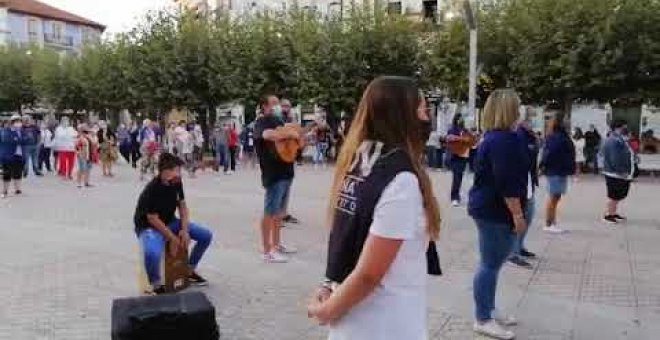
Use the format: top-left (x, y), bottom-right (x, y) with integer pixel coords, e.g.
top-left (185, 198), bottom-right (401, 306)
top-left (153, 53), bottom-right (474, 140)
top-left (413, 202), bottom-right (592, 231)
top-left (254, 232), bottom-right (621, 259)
top-left (328, 77), bottom-right (441, 239)
top-left (481, 89), bottom-right (521, 131)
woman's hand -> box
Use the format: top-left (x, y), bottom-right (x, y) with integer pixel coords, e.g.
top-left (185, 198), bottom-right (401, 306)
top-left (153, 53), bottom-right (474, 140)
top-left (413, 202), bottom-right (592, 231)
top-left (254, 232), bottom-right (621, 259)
top-left (307, 293), bottom-right (332, 325)
top-left (314, 286), bottom-right (332, 304)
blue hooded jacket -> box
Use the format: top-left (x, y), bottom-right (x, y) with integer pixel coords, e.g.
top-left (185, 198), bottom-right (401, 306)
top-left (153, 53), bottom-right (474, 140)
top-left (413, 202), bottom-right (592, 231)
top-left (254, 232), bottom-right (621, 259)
top-left (0, 127), bottom-right (26, 163)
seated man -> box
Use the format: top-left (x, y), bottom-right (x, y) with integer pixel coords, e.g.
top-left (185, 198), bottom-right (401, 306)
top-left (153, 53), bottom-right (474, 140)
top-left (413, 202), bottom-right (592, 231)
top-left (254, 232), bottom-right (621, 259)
top-left (134, 152), bottom-right (213, 294)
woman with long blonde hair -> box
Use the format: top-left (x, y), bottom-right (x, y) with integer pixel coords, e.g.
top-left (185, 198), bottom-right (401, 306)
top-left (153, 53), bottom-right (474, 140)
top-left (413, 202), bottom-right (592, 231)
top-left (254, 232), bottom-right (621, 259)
top-left (307, 76), bottom-right (441, 339)
top-left (468, 89), bottom-right (529, 339)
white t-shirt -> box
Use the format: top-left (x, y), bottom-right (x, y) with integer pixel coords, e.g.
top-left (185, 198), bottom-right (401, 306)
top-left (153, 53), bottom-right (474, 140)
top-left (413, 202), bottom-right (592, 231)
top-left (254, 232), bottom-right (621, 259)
top-left (329, 172), bottom-right (428, 340)
top-left (53, 126), bottom-right (77, 152)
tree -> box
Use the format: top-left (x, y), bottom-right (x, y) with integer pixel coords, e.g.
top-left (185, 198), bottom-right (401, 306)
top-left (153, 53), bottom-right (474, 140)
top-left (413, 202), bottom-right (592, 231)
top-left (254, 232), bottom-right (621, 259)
top-left (0, 47), bottom-right (37, 113)
top-left (479, 0), bottom-right (660, 112)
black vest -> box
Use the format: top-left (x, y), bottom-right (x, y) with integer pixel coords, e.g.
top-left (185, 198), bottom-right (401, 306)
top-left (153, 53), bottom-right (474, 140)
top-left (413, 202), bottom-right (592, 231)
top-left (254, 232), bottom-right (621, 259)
top-left (325, 141), bottom-right (441, 283)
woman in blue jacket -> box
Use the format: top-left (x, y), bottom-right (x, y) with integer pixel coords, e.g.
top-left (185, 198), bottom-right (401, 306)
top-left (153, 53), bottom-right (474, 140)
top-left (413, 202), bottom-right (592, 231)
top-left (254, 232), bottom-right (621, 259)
top-left (1, 115), bottom-right (27, 198)
top-left (468, 89), bottom-right (528, 340)
top-left (540, 115), bottom-right (576, 234)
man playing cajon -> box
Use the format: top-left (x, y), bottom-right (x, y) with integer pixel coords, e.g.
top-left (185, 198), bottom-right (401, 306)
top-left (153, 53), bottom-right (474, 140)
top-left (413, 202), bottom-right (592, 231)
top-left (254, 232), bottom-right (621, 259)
top-left (134, 152), bottom-right (213, 295)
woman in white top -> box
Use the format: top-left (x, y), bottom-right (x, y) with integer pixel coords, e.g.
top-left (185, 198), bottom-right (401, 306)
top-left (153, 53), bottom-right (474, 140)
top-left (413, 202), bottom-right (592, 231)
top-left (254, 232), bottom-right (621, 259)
top-left (307, 76), bottom-right (441, 340)
top-left (53, 117), bottom-right (78, 179)
top-left (573, 127), bottom-right (586, 177)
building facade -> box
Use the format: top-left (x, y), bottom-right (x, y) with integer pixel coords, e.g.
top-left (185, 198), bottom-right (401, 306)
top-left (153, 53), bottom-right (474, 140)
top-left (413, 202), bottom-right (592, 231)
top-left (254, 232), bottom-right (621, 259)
top-left (174, 0), bottom-right (446, 21)
top-left (0, 0), bottom-right (104, 54)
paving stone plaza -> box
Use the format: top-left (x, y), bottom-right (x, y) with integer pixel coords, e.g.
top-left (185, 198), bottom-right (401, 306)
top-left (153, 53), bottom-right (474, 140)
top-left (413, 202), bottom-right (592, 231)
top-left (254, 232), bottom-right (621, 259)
top-left (1, 165), bottom-right (659, 340)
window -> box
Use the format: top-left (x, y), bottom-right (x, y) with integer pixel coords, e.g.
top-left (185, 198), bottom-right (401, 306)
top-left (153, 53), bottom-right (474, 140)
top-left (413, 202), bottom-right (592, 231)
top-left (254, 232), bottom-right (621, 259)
top-left (423, 0), bottom-right (438, 24)
top-left (27, 18), bottom-right (39, 41)
top-left (82, 27), bottom-right (99, 43)
top-left (387, 2), bottom-right (402, 15)
top-left (51, 22), bottom-right (63, 40)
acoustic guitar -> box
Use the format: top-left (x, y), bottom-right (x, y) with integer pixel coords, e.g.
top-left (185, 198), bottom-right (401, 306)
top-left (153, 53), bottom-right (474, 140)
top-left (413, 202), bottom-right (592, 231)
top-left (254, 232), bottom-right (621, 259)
top-left (447, 131), bottom-right (478, 158)
top-left (273, 123), bottom-right (311, 163)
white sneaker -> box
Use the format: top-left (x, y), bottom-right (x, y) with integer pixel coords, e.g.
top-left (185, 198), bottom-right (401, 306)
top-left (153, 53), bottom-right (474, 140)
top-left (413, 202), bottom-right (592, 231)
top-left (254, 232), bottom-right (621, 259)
top-left (473, 320), bottom-right (515, 340)
top-left (451, 200), bottom-right (461, 207)
top-left (492, 309), bottom-right (518, 326)
top-left (543, 225), bottom-right (566, 234)
top-left (276, 244), bottom-right (298, 254)
top-left (263, 252), bottom-right (288, 263)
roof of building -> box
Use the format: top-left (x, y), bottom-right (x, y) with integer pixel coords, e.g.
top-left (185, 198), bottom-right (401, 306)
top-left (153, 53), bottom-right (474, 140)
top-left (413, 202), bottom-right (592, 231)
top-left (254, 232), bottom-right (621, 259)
top-left (0, 0), bottom-right (105, 31)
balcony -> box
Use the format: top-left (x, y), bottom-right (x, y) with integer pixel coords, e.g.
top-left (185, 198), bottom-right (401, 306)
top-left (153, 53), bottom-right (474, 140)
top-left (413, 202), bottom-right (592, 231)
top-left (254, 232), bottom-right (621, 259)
top-left (44, 33), bottom-right (74, 47)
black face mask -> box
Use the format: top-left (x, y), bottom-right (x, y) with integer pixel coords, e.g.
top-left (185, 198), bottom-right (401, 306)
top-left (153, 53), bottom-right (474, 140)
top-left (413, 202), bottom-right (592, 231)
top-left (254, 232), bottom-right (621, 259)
top-left (420, 120), bottom-right (433, 143)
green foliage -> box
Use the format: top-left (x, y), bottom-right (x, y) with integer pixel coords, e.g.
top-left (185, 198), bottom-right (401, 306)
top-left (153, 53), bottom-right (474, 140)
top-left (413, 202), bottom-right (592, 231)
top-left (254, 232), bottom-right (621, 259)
top-left (3, 1), bottom-right (659, 118)
top-left (0, 47), bottom-right (37, 112)
top-left (479, 0), bottom-right (660, 105)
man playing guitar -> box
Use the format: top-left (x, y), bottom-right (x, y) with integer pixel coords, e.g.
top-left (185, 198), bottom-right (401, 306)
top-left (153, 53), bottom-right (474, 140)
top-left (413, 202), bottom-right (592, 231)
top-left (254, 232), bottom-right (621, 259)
top-left (254, 95), bottom-right (299, 263)
top-left (447, 113), bottom-right (476, 206)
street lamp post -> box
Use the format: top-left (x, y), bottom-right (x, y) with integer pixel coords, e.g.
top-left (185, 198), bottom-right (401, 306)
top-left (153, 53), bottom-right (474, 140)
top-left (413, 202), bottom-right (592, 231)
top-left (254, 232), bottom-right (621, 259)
top-left (463, 1), bottom-right (477, 121)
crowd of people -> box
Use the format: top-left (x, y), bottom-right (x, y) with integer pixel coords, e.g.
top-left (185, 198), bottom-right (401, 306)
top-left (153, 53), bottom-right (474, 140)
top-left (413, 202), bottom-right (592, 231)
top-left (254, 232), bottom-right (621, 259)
top-left (0, 78), bottom-right (643, 340)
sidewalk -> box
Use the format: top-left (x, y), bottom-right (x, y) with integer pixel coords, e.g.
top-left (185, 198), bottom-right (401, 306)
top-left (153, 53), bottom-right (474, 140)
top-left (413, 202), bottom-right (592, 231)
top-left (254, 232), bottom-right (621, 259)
top-left (0, 166), bottom-right (659, 339)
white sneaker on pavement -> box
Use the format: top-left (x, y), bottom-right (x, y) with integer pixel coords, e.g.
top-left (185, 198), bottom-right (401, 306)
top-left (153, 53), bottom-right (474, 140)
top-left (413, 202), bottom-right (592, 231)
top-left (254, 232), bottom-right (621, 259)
top-left (473, 320), bottom-right (515, 340)
top-left (451, 200), bottom-right (460, 207)
top-left (492, 309), bottom-right (518, 326)
top-left (543, 225), bottom-right (566, 234)
top-left (262, 252), bottom-right (288, 263)
top-left (276, 244), bottom-right (298, 254)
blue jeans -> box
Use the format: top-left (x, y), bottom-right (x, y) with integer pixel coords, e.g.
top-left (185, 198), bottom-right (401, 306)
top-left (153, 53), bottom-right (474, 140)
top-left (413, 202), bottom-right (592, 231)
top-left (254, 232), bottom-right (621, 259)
top-left (137, 219), bottom-right (213, 286)
top-left (450, 156), bottom-right (468, 201)
top-left (215, 144), bottom-right (227, 168)
top-left (436, 148), bottom-right (445, 169)
top-left (22, 144), bottom-right (39, 175)
top-left (511, 196), bottom-right (535, 256)
top-left (314, 143), bottom-right (328, 164)
top-left (473, 218), bottom-right (515, 321)
top-left (264, 179), bottom-right (291, 216)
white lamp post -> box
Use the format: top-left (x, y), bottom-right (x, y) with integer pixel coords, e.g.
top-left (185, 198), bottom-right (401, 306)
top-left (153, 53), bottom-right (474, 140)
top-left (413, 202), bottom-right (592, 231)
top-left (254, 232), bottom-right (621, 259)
top-left (463, 1), bottom-right (477, 120)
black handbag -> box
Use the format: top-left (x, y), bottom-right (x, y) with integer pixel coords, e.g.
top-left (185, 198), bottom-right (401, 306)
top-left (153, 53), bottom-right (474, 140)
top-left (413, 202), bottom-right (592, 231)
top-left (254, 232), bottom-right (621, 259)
top-left (111, 292), bottom-right (219, 340)
top-left (426, 240), bottom-right (443, 276)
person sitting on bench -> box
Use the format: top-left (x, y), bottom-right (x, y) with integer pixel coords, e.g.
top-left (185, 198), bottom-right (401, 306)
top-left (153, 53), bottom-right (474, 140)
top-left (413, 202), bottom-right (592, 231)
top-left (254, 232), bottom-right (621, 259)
top-left (134, 152), bottom-right (213, 294)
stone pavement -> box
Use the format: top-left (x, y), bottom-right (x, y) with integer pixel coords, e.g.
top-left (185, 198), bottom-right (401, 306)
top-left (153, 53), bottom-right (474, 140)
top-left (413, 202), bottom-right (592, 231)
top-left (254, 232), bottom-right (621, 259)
top-left (1, 164), bottom-right (660, 340)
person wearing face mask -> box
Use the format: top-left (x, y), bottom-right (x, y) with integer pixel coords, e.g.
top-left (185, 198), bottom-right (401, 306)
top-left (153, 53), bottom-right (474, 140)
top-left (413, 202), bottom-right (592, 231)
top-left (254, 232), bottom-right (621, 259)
top-left (1, 115), bottom-right (28, 198)
top-left (601, 120), bottom-right (635, 224)
top-left (254, 94), bottom-right (298, 263)
top-left (134, 152), bottom-right (213, 295)
top-left (446, 113), bottom-right (474, 207)
top-left (307, 76), bottom-right (441, 340)
top-left (279, 98), bottom-right (301, 224)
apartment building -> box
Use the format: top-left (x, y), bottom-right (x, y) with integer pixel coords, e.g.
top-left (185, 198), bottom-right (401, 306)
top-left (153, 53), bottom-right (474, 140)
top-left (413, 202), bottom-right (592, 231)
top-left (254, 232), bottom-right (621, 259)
top-left (0, 0), bottom-right (104, 54)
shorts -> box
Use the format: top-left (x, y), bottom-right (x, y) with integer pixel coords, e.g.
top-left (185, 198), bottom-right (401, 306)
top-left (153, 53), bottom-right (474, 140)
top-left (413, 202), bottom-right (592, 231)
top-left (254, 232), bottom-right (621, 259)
top-left (605, 176), bottom-right (631, 201)
top-left (77, 157), bottom-right (92, 172)
top-left (264, 179), bottom-right (291, 216)
top-left (2, 158), bottom-right (24, 182)
top-left (546, 176), bottom-right (568, 196)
